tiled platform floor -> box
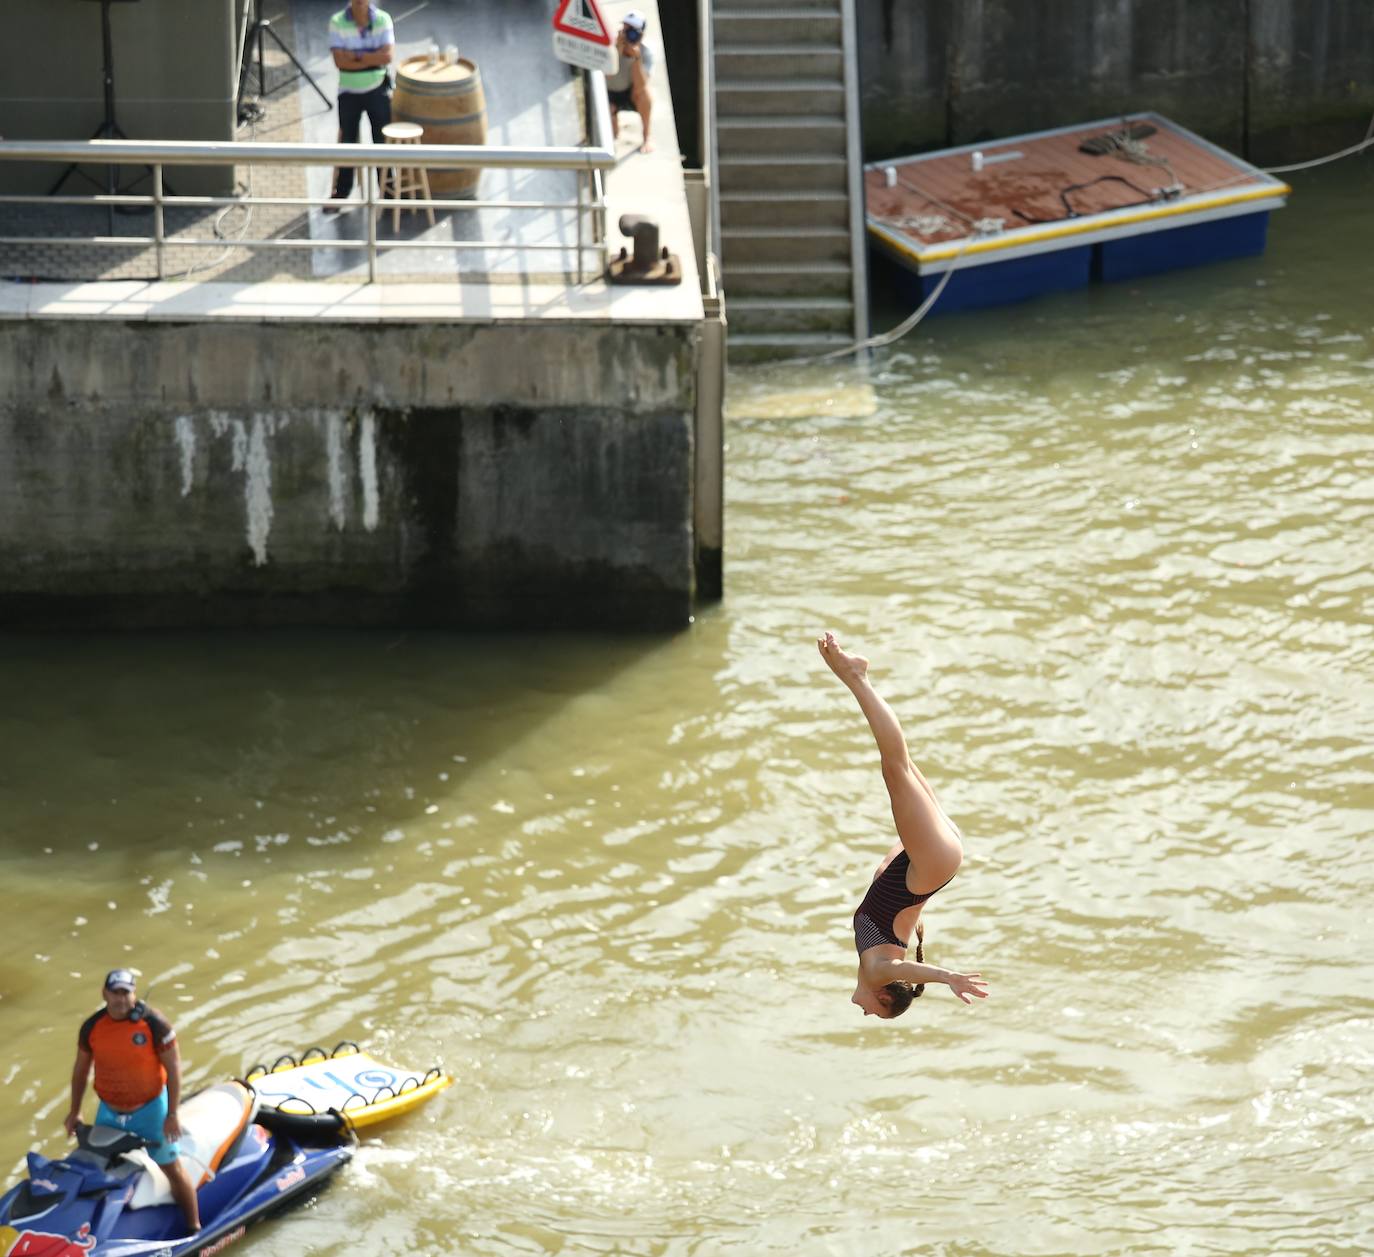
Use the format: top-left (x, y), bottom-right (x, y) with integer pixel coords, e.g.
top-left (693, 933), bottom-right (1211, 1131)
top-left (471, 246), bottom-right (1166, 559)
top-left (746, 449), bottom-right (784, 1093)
top-left (0, 0), bottom-right (702, 323)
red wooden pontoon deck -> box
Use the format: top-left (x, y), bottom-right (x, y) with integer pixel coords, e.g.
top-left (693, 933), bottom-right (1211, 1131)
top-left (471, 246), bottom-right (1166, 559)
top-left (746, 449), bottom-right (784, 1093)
top-left (863, 113), bottom-right (1290, 312)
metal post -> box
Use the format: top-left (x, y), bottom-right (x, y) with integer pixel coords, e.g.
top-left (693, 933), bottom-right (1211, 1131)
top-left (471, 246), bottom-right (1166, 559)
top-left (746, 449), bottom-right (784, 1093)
top-left (576, 169), bottom-right (585, 285)
top-left (839, 0), bottom-right (870, 348)
top-left (699, 0), bottom-right (720, 286)
top-left (365, 162), bottom-right (377, 283)
top-left (696, 254), bottom-right (726, 601)
top-left (593, 171), bottom-right (610, 276)
top-left (153, 165), bottom-right (165, 279)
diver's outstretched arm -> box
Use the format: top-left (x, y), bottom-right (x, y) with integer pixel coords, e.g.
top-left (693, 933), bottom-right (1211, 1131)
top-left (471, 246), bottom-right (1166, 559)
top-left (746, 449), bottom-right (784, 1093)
top-left (870, 956), bottom-right (989, 1004)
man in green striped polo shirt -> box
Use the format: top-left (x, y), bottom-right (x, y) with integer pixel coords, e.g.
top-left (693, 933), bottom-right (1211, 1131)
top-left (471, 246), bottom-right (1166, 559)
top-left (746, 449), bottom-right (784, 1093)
top-left (328, 0), bottom-right (395, 206)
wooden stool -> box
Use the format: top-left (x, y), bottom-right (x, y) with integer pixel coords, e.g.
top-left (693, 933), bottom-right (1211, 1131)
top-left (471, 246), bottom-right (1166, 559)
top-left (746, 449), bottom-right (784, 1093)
top-left (379, 122), bottom-right (435, 231)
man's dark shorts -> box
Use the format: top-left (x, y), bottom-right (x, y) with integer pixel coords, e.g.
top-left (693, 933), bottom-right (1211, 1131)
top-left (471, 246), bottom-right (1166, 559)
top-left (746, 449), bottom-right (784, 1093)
top-left (608, 88), bottom-right (634, 110)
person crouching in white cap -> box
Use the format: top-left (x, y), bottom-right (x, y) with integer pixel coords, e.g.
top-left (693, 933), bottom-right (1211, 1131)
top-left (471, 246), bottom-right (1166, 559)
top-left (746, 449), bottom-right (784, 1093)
top-left (606, 10), bottom-right (655, 153)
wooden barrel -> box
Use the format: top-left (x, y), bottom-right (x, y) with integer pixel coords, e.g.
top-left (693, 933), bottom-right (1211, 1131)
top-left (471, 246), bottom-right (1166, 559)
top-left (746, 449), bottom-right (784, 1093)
top-left (391, 56), bottom-right (488, 198)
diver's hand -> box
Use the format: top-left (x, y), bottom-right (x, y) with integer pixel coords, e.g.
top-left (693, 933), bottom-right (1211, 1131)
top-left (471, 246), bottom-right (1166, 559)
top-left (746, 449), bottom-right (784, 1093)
top-left (164, 1111), bottom-right (183, 1142)
top-left (63, 1109), bottom-right (80, 1137)
top-left (946, 971), bottom-right (989, 1004)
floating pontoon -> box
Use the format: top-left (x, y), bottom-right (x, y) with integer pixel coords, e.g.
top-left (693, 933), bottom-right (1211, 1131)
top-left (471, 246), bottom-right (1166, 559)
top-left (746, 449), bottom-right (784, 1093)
top-left (865, 112), bottom-right (1290, 314)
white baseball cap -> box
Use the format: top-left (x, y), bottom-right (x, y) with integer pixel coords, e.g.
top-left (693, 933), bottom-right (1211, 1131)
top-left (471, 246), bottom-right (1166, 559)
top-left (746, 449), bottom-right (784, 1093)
top-left (623, 11), bottom-right (646, 33)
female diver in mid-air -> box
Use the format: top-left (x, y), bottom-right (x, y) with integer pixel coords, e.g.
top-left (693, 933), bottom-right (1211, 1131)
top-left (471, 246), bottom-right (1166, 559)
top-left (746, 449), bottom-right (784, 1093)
top-left (819, 632), bottom-right (990, 1019)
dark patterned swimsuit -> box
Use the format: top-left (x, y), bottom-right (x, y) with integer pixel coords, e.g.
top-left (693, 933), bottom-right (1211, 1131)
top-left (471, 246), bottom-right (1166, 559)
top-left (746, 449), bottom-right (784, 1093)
top-left (853, 850), bottom-right (955, 954)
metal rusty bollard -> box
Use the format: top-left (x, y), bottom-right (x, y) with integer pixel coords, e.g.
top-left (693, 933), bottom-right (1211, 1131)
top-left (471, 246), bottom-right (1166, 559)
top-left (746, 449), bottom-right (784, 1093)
top-left (608, 214), bottom-right (681, 286)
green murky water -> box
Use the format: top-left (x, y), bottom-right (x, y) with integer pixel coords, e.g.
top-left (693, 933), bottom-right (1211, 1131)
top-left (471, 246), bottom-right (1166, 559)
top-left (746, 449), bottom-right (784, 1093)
top-left (2, 162), bottom-right (1370, 1255)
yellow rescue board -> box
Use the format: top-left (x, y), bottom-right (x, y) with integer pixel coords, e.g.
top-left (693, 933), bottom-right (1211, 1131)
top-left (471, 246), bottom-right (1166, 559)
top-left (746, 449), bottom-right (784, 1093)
top-left (245, 1044), bottom-right (451, 1131)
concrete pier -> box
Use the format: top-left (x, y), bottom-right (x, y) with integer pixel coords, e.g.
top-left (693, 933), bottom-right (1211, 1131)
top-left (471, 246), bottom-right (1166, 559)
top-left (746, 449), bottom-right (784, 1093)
top-left (0, 308), bottom-right (699, 628)
top-left (0, 0), bottom-right (720, 631)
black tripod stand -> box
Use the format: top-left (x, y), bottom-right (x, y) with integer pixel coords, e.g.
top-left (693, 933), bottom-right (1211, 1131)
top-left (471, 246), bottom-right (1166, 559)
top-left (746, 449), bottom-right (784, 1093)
top-left (236, 0), bottom-right (332, 122)
top-left (49, 0), bottom-right (158, 231)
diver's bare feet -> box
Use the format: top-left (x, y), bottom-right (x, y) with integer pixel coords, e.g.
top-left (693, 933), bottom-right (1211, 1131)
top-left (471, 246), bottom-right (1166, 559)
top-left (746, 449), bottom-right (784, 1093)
top-left (817, 631), bottom-right (870, 689)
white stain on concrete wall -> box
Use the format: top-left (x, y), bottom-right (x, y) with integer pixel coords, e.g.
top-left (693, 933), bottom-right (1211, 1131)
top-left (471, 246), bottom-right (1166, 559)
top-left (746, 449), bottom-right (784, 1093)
top-left (324, 412), bottom-right (348, 530)
top-left (208, 412), bottom-right (249, 473)
top-left (174, 409), bottom-right (382, 568)
top-left (174, 416), bottom-right (196, 497)
top-left (360, 410), bottom-right (379, 532)
top-left (244, 414), bottom-right (275, 566)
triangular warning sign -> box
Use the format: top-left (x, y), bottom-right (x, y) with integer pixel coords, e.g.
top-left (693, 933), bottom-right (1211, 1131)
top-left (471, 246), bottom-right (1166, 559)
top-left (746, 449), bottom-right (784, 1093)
top-left (553, 0), bottom-right (612, 46)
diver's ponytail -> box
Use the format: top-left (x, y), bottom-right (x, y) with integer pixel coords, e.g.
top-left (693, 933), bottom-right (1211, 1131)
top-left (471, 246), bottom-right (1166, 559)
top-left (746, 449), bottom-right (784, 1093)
top-left (882, 921), bottom-right (928, 1018)
top-left (911, 921), bottom-right (926, 999)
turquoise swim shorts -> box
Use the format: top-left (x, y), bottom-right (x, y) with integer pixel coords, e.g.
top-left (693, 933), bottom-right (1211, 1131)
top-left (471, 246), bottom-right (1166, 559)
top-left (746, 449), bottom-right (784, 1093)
top-left (96, 1087), bottom-right (180, 1165)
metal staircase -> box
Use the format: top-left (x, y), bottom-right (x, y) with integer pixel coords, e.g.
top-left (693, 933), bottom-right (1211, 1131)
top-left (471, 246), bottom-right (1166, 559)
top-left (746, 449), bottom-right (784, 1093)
top-left (713, 0), bottom-right (868, 358)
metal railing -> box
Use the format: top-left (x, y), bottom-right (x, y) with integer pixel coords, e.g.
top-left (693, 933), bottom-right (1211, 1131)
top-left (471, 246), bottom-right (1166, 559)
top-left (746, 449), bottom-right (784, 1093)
top-left (838, 0), bottom-right (870, 346)
top-left (0, 71), bottom-right (615, 284)
top-left (698, 0), bottom-right (721, 296)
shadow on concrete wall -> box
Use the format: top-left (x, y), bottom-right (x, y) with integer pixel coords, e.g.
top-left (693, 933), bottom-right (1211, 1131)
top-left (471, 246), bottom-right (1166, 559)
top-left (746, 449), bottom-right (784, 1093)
top-left (857, 0), bottom-right (1374, 164)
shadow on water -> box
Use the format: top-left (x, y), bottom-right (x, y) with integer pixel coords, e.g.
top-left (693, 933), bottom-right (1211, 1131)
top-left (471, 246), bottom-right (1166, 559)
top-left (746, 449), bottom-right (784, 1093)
top-left (0, 627), bottom-right (663, 865)
top-left (0, 623), bottom-right (679, 1154)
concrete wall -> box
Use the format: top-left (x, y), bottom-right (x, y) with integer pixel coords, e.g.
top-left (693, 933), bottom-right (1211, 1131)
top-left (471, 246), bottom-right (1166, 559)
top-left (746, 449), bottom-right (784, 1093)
top-left (1249, 0), bottom-right (1374, 162)
top-left (857, 0), bottom-right (1374, 163)
top-left (0, 317), bottom-right (702, 629)
top-left (0, 0), bottom-right (237, 195)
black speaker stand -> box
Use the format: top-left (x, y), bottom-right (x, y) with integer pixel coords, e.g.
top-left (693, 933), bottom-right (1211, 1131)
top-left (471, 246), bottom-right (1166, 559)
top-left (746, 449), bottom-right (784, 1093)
top-left (237, 0), bottom-right (332, 122)
top-left (48, 0), bottom-right (159, 232)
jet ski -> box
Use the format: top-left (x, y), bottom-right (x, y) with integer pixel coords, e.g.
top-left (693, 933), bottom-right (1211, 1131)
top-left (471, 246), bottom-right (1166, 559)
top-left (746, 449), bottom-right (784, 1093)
top-left (0, 1080), bottom-right (351, 1257)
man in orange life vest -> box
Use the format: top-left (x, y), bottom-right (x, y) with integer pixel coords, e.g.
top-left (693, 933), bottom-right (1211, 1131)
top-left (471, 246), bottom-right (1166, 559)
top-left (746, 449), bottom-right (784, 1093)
top-left (63, 969), bottom-right (201, 1234)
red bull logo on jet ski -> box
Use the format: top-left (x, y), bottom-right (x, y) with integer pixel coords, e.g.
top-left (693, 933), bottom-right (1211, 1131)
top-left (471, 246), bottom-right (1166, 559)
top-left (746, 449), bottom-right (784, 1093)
top-left (272, 1166), bottom-right (306, 1193)
top-left (195, 1224), bottom-right (245, 1257)
top-left (0, 1221), bottom-right (96, 1256)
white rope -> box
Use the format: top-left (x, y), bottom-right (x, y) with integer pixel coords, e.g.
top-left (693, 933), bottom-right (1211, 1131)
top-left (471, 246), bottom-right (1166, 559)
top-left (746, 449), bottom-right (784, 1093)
top-left (776, 228), bottom-right (989, 367)
top-left (1262, 132), bottom-right (1374, 174)
top-left (179, 118), bottom-right (258, 281)
top-left (180, 0), bottom-right (296, 279)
